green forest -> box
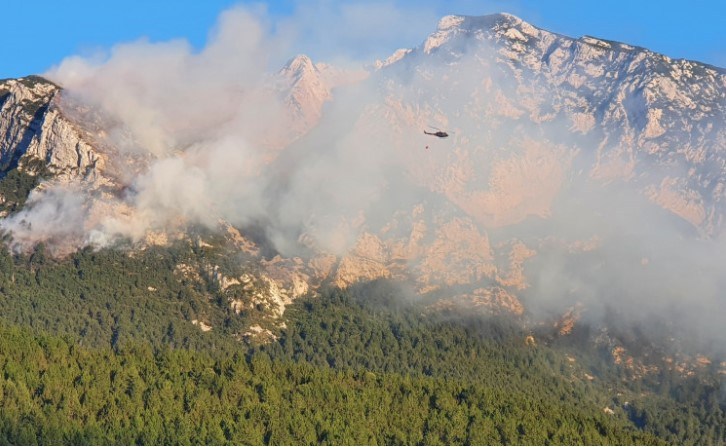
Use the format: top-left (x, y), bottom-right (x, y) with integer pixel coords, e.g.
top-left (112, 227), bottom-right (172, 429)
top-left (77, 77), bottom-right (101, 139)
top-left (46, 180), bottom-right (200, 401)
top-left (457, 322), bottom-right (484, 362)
top-left (0, 242), bottom-right (723, 444)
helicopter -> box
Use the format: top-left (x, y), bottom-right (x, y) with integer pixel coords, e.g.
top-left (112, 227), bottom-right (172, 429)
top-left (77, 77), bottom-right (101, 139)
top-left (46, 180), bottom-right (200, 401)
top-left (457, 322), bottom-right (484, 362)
top-left (423, 129), bottom-right (449, 138)
top-left (423, 126), bottom-right (450, 149)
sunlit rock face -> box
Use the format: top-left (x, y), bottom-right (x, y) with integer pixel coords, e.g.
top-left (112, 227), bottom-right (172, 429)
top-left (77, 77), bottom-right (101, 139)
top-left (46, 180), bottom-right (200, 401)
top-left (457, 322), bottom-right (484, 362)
top-left (283, 13), bottom-right (724, 315)
top-left (0, 77), bottom-right (106, 182)
top-left (375, 13), bottom-right (724, 236)
top-left (0, 13), bottom-right (724, 321)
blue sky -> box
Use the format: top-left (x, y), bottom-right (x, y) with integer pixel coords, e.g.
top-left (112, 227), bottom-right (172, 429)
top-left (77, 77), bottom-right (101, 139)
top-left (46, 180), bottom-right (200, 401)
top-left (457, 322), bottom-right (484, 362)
top-left (1, 0), bottom-right (724, 79)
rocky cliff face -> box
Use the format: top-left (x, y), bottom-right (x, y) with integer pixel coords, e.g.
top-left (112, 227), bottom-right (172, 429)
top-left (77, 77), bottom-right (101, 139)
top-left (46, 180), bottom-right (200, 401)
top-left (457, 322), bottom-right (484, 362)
top-left (0, 76), bottom-right (106, 183)
top-left (274, 54), bottom-right (369, 146)
top-left (374, 13), bottom-right (725, 235)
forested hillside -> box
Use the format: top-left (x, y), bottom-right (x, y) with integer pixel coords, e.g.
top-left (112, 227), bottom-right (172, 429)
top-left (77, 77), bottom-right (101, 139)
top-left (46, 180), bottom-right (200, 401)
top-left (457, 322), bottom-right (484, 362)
top-left (0, 245), bottom-right (723, 444)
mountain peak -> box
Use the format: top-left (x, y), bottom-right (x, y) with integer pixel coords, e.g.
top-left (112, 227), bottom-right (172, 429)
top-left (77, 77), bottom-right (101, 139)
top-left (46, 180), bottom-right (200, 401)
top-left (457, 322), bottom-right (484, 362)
top-left (280, 54), bottom-right (317, 77)
top-left (437, 13), bottom-right (526, 31)
top-left (436, 15), bottom-right (466, 31)
top-left (423, 13), bottom-right (539, 54)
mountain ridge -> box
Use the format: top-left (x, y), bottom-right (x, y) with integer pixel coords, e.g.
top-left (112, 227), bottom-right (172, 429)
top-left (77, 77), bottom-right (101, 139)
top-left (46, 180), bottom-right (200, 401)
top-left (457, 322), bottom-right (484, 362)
top-left (0, 13), bottom-right (724, 359)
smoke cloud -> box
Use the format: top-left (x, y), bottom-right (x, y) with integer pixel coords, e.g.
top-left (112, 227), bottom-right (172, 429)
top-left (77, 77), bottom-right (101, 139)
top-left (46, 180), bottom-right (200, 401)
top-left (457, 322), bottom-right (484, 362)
top-left (0, 3), bottom-right (723, 353)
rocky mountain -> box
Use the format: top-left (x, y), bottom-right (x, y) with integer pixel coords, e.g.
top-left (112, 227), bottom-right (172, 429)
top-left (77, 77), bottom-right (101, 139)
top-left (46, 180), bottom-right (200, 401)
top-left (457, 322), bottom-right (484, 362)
top-left (0, 13), bottom-right (724, 349)
top-left (276, 54), bottom-right (368, 139)
top-left (0, 77), bottom-right (103, 187)
top-left (396, 14), bottom-right (725, 234)
top-left (264, 13), bottom-right (725, 318)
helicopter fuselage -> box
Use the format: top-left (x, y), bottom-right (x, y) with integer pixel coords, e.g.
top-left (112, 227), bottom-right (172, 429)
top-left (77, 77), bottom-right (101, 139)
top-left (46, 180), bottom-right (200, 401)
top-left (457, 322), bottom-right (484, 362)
top-left (424, 130), bottom-right (449, 138)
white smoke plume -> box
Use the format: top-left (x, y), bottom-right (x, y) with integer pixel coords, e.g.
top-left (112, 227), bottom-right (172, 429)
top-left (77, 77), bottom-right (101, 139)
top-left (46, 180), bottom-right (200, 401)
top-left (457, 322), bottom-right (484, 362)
top-left (3, 185), bottom-right (89, 249)
top-left (8, 2), bottom-right (445, 257)
top-left (2, 6), bottom-right (288, 250)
